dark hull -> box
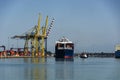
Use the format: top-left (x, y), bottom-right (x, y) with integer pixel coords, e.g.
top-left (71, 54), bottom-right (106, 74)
top-left (115, 51), bottom-right (120, 58)
top-left (55, 49), bottom-right (74, 59)
top-left (80, 56), bottom-right (88, 58)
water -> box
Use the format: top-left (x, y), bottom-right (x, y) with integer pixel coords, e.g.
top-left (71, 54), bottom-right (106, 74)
top-left (0, 57), bottom-right (120, 80)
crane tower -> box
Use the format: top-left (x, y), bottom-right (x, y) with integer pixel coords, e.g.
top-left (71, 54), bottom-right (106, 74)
top-left (12, 14), bottom-right (54, 57)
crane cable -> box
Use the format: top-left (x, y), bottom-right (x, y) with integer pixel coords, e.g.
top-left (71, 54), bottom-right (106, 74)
top-left (46, 18), bottom-right (55, 37)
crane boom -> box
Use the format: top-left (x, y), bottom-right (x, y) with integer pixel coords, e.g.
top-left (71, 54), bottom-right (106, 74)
top-left (37, 14), bottom-right (41, 36)
top-left (11, 14), bottom-right (54, 57)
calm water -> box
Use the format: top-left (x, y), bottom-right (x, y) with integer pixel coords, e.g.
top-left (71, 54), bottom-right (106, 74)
top-left (0, 57), bottom-right (120, 80)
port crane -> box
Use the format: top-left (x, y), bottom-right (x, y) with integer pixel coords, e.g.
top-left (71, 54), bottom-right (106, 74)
top-left (12, 14), bottom-right (54, 57)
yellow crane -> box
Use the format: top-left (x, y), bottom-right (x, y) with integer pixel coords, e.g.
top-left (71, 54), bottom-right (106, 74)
top-left (11, 14), bottom-right (54, 57)
top-left (40, 16), bottom-right (48, 57)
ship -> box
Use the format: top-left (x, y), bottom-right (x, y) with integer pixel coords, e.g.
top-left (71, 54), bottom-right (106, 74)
top-left (55, 37), bottom-right (74, 59)
top-left (115, 44), bottom-right (120, 58)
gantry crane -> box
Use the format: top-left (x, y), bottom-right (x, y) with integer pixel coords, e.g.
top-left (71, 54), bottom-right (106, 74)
top-left (12, 14), bottom-right (54, 57)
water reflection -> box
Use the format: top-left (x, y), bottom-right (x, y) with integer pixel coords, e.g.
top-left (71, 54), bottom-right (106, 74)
top-left (26, 58), bottom-right (74, 80)
top-left (1, 58), bottom-right (120, 80)
top-left (55, 58), bottom-right (74, 61)
top-left (55, 58), bottom-right (74, 80)
top-left (24, 58), bottom-right (47, 80)
top-left (23, 58), bottom-right (47, 64)
top-left (110, 59), bottom-right (120, 80)
top-left (31, 58), bottom-right (46, 63)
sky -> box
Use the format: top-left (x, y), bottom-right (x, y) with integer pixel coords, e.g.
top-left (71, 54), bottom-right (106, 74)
top-left (0, 0), bottom-right (120, 53)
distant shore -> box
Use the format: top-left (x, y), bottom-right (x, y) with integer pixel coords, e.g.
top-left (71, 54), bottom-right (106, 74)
top-left (0, 53), bottom-right (115, 58)
top-left (75, 52), bottom-right (115, 57)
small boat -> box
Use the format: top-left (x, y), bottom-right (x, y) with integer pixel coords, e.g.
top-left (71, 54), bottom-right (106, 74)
top-left (80, 53), bottom-right (88, 58)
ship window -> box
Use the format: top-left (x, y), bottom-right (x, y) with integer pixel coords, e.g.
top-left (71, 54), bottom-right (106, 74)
top-left (59, 44), bottom-right (64, 47)
top-left (57, 43), bottom-right (64, 49)
top-left (66, 43), bottom-right (73, 49)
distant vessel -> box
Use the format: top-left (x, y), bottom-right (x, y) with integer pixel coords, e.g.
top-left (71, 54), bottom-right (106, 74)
top-left (80, 53), bottom-right (88, 58)
top-left (115, 45), bottom-right (120, 58)
top-left (55, 37), bottom-right (74, 59)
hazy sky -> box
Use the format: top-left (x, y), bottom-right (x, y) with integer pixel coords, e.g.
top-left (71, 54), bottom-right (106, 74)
top-left (0, 0), bottom-right (120, 53)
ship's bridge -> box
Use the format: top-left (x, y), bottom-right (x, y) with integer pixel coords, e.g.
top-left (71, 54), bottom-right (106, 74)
top-left (56, 37), bottom-right (73, 44)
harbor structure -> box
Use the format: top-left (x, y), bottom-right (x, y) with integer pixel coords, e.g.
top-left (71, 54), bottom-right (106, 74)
top-left (12, 14), bottom-right (54, 57)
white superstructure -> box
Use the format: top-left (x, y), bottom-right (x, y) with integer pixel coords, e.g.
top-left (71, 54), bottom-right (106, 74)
top-left (56, 37), bottom-right (73, 44)
top-left (115, 44), bottom-right (120, 51)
